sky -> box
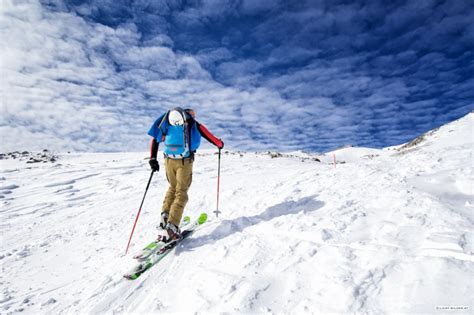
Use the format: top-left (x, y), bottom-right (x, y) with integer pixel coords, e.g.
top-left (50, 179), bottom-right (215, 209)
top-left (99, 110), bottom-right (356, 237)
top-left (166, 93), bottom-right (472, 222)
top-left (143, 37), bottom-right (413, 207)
top-left (1, 0), bottom-right (473, 153)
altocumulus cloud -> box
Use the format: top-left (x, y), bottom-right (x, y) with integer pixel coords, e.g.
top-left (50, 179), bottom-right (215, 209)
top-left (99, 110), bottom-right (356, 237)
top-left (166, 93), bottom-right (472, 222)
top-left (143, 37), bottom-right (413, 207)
top-left (0, 0), bottom-right (473, 153)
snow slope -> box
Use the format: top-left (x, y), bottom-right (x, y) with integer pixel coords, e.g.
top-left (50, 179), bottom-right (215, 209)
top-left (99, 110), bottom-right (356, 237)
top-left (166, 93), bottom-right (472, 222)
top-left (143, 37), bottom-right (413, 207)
top-left (1, 113), bottom-right (473, 314)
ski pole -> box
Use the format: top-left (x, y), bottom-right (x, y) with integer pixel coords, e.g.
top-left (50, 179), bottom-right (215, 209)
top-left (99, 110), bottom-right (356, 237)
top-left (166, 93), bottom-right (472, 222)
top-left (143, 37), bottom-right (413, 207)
top-left (125, 170), bottom-right (154, 255)
top-left (213, 148), bottom-right (222, 218)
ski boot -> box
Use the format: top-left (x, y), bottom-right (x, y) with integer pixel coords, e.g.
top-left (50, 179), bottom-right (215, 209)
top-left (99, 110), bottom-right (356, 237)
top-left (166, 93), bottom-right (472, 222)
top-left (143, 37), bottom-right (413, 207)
top-left (165, 222), bottom-right (182, 241)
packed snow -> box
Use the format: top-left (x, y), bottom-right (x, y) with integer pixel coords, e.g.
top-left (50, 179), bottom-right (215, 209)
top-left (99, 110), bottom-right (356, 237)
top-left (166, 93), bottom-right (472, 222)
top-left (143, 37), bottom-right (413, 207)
top-left (1, 113), bottom-right (473, 314)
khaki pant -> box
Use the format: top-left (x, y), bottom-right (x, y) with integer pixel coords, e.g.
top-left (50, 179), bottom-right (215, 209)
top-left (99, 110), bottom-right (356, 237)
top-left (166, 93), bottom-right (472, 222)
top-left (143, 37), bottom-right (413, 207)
top-left (162, 157), bottom-right (193, 226)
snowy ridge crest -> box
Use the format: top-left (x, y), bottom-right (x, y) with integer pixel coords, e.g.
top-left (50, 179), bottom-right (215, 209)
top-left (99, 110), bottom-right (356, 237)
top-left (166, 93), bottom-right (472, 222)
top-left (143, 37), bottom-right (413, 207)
top-left (394, 111), bottom-right (473, 154)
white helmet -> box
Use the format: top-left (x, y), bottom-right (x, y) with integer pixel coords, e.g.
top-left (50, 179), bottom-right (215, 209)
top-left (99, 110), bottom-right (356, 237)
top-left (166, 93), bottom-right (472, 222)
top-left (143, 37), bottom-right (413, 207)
top-left (168, 110), bottom-right (184, 126)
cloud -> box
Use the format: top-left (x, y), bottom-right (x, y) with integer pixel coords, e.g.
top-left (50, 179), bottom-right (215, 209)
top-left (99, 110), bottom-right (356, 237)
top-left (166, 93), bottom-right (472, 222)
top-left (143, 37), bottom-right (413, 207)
top-left (1, 0), bottom-right (473, 154)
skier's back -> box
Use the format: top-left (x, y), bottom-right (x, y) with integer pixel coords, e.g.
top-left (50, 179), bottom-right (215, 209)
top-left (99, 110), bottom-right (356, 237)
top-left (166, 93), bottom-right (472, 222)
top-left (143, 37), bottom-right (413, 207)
top-left (147, 108), bottom-right (224, 240)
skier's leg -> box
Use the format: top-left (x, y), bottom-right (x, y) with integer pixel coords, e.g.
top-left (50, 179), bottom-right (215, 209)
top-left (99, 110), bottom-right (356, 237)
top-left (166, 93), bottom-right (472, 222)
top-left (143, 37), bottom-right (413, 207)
top-left (162, 158), bottom-right (177, 214)
top-left (168, 158), bottom-right (193, 226)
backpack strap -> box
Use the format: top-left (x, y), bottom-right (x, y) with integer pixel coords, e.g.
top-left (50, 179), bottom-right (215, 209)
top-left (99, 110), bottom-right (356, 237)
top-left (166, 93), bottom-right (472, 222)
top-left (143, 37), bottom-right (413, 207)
top-left (158, 110), bottom-right (170, 136)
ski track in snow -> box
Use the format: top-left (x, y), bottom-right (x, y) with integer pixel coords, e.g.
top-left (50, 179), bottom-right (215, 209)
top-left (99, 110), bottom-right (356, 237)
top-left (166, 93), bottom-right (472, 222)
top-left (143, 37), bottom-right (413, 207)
top-left (1, 115), bottom-right (473, 314)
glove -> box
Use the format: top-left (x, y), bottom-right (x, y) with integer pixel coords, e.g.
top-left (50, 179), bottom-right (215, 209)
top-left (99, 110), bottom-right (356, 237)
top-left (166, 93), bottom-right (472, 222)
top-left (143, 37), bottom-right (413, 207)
top-left (149, 158), bottom-right (159, 172)
top-left (218, 139), bottom-right (224, 150)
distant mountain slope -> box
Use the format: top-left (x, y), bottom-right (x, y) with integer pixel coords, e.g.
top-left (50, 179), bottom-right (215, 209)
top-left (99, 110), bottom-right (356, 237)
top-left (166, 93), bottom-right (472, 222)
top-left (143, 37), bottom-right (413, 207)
top-left (394, 111), bottom-right (473, 153)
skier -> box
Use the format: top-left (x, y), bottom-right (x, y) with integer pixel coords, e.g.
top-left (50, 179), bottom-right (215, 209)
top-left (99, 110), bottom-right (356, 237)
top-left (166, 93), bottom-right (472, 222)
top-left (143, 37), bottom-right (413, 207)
top-left (147, 107), bottom-right (224, 241)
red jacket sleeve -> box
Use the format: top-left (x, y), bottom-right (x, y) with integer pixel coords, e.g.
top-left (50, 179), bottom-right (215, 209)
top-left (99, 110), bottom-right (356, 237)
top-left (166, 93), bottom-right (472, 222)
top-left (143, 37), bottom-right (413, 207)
top-left (197, 122), bottom-right (223, 149)
top-left (150, 138), bottom-right (159, 159)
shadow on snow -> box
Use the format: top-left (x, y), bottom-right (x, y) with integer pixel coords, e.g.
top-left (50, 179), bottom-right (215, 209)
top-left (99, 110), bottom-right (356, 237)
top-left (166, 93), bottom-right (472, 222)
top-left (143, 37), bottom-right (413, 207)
top-left (179, 195), bottom-right (324, 252)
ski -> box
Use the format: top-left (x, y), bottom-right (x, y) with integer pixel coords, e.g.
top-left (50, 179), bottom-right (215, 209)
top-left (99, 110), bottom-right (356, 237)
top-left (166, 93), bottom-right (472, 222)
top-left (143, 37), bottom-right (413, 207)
top-left (132, 216), bottom-right (191, 261)
top-left (124, 213), bottom-right (207, 280)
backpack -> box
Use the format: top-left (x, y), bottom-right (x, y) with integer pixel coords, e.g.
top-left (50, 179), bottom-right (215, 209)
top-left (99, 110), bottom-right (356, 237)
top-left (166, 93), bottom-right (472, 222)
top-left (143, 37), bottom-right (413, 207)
top-left (163, 108), bottom-right (191, 159)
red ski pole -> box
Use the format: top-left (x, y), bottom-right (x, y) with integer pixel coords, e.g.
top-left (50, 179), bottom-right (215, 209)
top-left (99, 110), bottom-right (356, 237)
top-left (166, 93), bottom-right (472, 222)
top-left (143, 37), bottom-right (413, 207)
top-left (125, 170), bottom-right (154, 255)
top-left (213, 148), bottom-right (222, 218)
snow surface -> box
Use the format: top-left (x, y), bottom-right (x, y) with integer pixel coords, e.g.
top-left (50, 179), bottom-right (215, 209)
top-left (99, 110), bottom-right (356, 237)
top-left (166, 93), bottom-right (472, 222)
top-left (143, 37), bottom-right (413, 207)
top-left (1, 113), bottom-right (473, 314)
